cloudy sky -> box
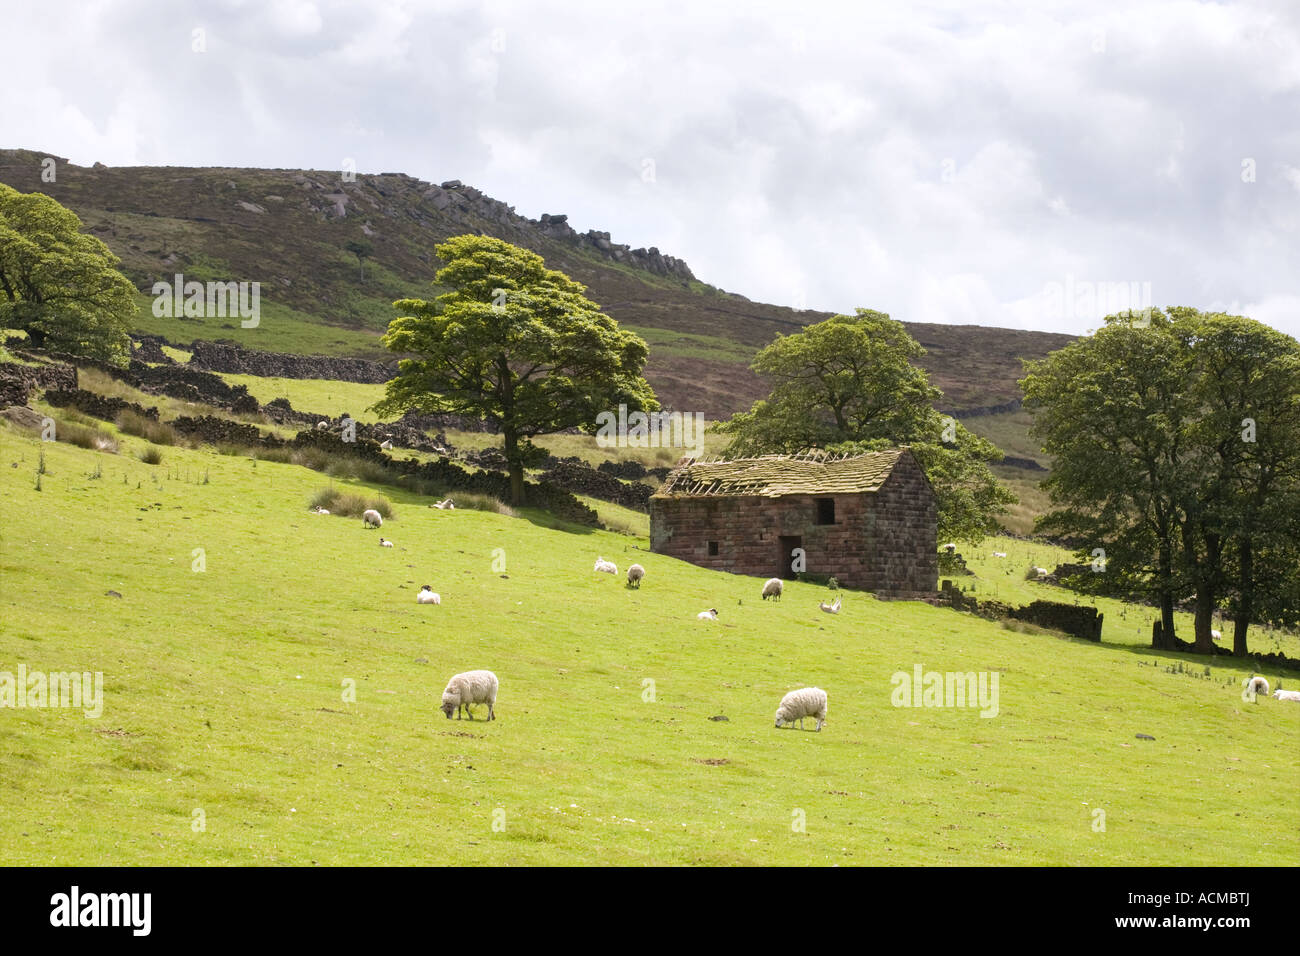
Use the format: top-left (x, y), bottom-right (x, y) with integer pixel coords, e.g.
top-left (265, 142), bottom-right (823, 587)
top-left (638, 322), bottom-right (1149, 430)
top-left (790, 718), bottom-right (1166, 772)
top-left (6, 0), bottom-right (1299, 336)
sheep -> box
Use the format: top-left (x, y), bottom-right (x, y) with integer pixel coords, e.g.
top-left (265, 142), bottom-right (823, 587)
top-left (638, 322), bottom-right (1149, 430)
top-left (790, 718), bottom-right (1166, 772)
top-left (1246, 676), bottom-right (1270, 698)
top-left (310, 506), bottom-right (330, 515)
top-left (362, 509), bottom-right (383, 528)
top-left (316, 421), bottom-right (329, 429)
top-left (818, 597), bottom-right (841, 614)
top-left (627, 563), bottom-right (645, 588)
top-left (761, 578), bottom-right (784, 601)
top-left (594, 556), bottom-right (617, 575)
top-left (440, 669), bottom-right (498, 720)
top-left (432, 498), bottom-right (455, 510)
top-left (416, 585), bottom-right (441, 605)
top-left (774, 687), bottom-right (828, 731)
top-left (941, 543), bottom-right (957, 554)
top-left (1273, 689), bottom-right (1300, 703)
top-left (1032, 567), bottom-right (1050, 578)
top-left (992, 551), bottom-right (1007, 558)
top-left (697, 608), bottom-right (718, 621)
top-left (1211, 628), bottom-right (1222, 641)
top-left (379, 439), bottom-right (393, 450)
top-left (378, 537), bottom-right (394, 548)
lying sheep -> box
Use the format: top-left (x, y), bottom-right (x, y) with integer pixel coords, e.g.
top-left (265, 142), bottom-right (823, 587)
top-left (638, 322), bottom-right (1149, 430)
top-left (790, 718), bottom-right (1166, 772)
top-left (762, 578), bottom-right (783, 601)
top-left (362, 509), bottom-right (383, 528)
top-left (310, 506), bottom-right (330, 515)
top-left (594, 556), bottom-right (617, 575)
top-left (627, 563), bottom-right (645, 588)
top-left (992, 551), bottom-right (1007, 558)
top-left (378, 537), bottom-right (394, 548)
top-left (1273, 689), bottom-right (1300, 703)
top-left (774, 687), bottom-right (828, 731)
top-left (432, 498), bottom-right (455, 510)
top-left (416, 585), bottom-right (441, 605)
top-left (379, 439), bottom-right (393, 450)
top-left (440, 669), bottom-right (498, 720)
top-left (818, 597), bottom-right (841, 614)
top-left (697, 608), bottom-right (718, 621)
top-left (1246, 676), bottom-right (1270, 698)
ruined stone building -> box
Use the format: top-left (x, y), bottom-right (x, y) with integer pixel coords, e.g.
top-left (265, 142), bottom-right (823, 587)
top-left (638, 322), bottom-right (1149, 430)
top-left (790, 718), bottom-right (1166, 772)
top-left (649, 448), bottom-right (938, 599)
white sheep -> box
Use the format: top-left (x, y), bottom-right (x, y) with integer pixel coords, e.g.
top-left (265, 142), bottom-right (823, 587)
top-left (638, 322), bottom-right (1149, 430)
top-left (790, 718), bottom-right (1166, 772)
top-left (762, 578), bottom-right (783, 601)
top-left (594, 556), bottom-right (617, 575)
top-left (1246, 676), bottom-right (1270, 698)
top-left (774, 687), bottom-right (828, 731)
top-left (941, 543), bottom-right (957, 554)
top-left (416, 585), bottom-right (441, 605)
top-left (1273, 689), bottom-right (1300, 703)
top-left (433, 498), bottom-right (455, 510)
top-left (627, 563), bottom-right (645, 588)
top-left (310, 506), bottom-right (330, 515)
top-left (819, 597), bottom-right (841, 614)
top-left (1211, 628), bottom-right (1222, 641)
top-left (697, 608), bottom-right (718, 621)
top-left (379, 439), bottom-right (393, 450)
top-left (378, 537), bottom-right (394, 548)
top-left (1032, 567), bottom-right (1050, 578)
top-left (362, 509), bottom-right (383, 528)
top-left (440, 669), bottom-right (498, 720)
top-left (992, 551), bottom-right (1007, 558)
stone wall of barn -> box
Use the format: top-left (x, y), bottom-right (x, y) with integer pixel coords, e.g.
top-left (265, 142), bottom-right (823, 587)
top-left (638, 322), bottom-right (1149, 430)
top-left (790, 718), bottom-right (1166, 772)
top-left (649, 455), bottom-right (938, 598)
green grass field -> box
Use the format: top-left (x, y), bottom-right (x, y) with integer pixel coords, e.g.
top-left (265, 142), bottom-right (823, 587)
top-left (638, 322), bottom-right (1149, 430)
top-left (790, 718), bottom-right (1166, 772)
top-left (2, 424), bottom-right (1297, 865)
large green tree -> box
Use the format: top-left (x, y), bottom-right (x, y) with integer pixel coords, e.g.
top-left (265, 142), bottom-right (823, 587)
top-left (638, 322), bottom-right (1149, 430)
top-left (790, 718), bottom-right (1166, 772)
top-left (716, 308), bottom-right (1015, 543)
top-left (1022, 307), bottom-right (1300, 654)
top-left (374, 235), bottom-right (658, 504)
top-left (0, 183), bottom-right (136, 362)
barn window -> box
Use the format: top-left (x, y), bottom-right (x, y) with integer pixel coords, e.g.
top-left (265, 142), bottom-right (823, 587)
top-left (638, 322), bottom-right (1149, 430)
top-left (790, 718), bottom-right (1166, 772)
top-left (816, 498), bottom-right (836, 525)
top-left (708, 540), bottom-right (719, 556)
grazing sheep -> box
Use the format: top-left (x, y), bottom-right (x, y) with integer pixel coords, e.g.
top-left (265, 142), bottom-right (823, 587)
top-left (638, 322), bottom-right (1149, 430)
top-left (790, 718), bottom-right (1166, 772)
top-left (1032, 567), bottom-right (1050, 578)
top-left (992, 551), bottom-right (1007, 558)
top-left (440, 669), bottom-right (498, 720)
top-left (378, 537), bottom-right (394, 548)
top-left (774, 687), bottom-right (828, 731)
top-left (627, 563), bottom-right (645, 588)
top-left (1246, 676), bottom-right (1270, 698)
top-left (379, 439), bottom-right (393, 450)
top-left (594, 556), bottom-right (617, 575)
top-left (941, 543), bottom-right (957, 554)
top-left (819, 597), bottom-right (841, 614)
top-left (697, 608), bottom-right (718, 621)
top-left (1273, 689), bottom-right (1300, 703)
top-left (761, 578), bottom-right (784, 601)
top-left (432, 498), bottom-right (455, 510)
top-left (416, 585), bottom-right (441, 605)
top-left (362, 509), bottom-right (383, 528)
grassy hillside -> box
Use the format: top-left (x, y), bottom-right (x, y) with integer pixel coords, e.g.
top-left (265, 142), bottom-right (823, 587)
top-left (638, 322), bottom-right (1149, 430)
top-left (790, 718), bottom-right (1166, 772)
top-left (2, 422), bottom-right (1296, 865)
top-left (0, 149), bottom-right (1076, 419)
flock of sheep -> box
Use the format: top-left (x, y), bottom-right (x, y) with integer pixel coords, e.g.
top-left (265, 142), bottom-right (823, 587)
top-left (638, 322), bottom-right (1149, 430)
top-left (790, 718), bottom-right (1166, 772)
top-left (346, 506), bottom-right (1295, 729)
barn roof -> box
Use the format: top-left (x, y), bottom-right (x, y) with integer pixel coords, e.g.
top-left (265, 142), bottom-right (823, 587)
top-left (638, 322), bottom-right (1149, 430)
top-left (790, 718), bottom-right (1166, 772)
top-left (653, 448), bottom-right (914, 499)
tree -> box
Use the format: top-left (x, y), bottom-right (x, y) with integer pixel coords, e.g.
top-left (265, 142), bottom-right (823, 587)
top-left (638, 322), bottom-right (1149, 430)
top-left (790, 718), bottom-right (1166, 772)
top-left (0, 183), bottom-right (136, 362)
top-left (374, 235), bottom-right (658, 505)
top-left (1022, 307), bottom-right (1300, 654)
top-left (345, 239), bottom-right (373, 282)
top-left (716, 308), bottom-right (1016, 543)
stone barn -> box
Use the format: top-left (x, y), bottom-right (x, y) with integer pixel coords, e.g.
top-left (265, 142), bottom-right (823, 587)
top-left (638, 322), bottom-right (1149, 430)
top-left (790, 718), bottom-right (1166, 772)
top-left (649, 448), bottom-right (938, 599)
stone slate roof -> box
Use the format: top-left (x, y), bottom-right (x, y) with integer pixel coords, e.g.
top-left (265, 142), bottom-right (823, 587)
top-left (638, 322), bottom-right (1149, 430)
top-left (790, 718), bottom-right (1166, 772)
top-left (653, 448), bottom-right (910, 499)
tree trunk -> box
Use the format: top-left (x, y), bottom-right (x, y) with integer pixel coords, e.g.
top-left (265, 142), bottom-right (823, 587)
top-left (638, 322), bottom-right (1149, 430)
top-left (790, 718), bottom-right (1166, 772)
top-left (25, 327), bottom-right (46, 349)
top-left (503, 426), bottom-right (524, 506)
top-left (1193, 585), bottom-right (1216, 653)
top-left (1233, 538), bottom-right (1252, 657)
top-left (1157, 542), bottom-right (1176, 645)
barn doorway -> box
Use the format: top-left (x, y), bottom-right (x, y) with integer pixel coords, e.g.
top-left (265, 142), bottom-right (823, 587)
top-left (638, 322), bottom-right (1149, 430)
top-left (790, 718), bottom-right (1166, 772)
top-left (778, 535), bottom-right (802, 579)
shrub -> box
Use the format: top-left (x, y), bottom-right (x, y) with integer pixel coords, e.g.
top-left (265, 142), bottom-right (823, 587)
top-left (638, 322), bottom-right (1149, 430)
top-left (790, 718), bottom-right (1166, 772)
top-left (138, 445), bottom-right (164, 465)
top-left (55, 420), bottom-right (118, 454)
top-left (308, 487), bottom-right (395, 519)
top-left (451, 492), bottom-right (517, 517)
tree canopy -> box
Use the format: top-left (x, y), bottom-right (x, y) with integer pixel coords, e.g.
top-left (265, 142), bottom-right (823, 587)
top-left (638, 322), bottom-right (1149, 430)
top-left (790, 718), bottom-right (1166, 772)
top-left (1021, 307), bottom-right (1300, 654)
top-left (716, 308), bottom-right (1015, 543)
top-left (374, 234), bottom-right (658, 504)
top-left (0, 183), bottom-right (136, 362)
